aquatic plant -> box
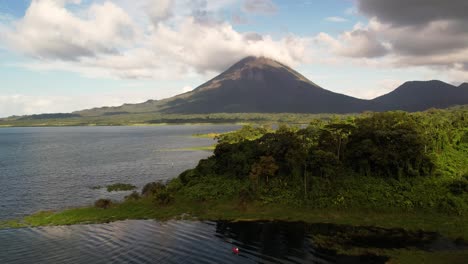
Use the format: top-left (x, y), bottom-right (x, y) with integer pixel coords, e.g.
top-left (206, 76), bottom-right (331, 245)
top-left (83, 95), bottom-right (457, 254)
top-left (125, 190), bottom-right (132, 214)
top-left (106, 183), bottom-right (136, 192)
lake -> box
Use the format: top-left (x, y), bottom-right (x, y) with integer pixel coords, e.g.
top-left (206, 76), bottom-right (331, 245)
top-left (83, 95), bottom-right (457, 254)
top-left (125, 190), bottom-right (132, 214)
top-left (0, 220), bottom-right (398, 264)
top-left (0, 125), bottom-right (239, 220)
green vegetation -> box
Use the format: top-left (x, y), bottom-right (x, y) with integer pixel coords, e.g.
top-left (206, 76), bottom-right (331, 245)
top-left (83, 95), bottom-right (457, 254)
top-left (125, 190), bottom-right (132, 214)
top-left (4, 197), bottom-right (466, 239)
top-left (182, 108), bottom-right (467, 214)
top-left (176, 145), bottom-right (216, 151)
top-left (94, 199), bottom-right (113, 209)
top-left (106, 183), bottom-right (136, 192)
top-left (191, 132), bottom-right (222, 139)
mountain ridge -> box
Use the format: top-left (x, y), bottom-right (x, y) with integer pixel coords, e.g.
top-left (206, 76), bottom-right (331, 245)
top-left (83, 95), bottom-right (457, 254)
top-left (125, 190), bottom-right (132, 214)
top-left (70, 56), bottom-right (468, 116)
top-left (372, 80), bottom-right (468, 111)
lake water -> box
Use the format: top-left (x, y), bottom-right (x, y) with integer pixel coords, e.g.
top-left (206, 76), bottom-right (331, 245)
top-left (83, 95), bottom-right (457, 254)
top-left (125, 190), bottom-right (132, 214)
top-left (0, 125), bottom-right (239, 220)
top-left (0, 220), bottom-right (396, 264)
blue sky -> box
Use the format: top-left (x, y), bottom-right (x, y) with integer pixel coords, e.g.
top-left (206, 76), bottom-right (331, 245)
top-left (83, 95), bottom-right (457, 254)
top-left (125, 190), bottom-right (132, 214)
top-left (0, 0), bottom-right (466, 117)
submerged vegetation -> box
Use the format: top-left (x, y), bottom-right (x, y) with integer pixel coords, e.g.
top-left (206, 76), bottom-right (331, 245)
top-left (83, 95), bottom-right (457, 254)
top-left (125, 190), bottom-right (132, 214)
top-left (106, 183), bottom-right (136, 192)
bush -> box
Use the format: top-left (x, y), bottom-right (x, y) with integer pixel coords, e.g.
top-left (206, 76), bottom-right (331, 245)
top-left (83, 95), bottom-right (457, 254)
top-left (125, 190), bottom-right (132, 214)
top-left (181, 176), bottom-right (247, 202)
top-left (94, 199), bottom-right (113, 209)
top-left (179, 169), bottom-right (199, 185)
top-left (142, 182), bottom-right (165, 197)
top-left (166, 178), bottom-right (183, 192)
top-left (154, 189), bottom-right (174, 205)
top-left (238, 187), bottom-right (254, 204)
top-left (448, 179), bottom-right (468, 195)
top-left (125, 191), bottom-right (141, 201)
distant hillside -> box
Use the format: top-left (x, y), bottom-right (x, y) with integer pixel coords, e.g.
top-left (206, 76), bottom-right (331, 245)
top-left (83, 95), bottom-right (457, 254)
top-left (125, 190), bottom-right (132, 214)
top-left (18, 113), bottom-right (81, 120)
top-left (77, 100), bottom-right (158, 117)
top-left (372, 80), bottom-right (468, 112)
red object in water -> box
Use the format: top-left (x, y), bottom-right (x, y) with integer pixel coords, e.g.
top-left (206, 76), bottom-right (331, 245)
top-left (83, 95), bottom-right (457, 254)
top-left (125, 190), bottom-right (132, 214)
top-left (232, 247), bottom-right (240, 254)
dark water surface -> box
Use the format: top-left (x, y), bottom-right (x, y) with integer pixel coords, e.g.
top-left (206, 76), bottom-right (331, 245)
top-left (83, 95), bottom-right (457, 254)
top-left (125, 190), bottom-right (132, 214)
top-left (0, 220), bottom-right (389, 264)
top-left (2, 220), bottom-right (463, 264)
top-left (0, 125), bottom-right (239, 220)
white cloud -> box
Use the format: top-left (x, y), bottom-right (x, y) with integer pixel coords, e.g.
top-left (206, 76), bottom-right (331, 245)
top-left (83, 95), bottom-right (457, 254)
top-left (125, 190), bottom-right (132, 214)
top-left (148, 18), bottom-right (311, 73)
top-left (0, 89), bottom-right (182, 118)
top-left (146, 0), bottom-right (173, 26)
top-left (1, 0), bottom-right (310, 80)
top-left (325, 16), bottom-right (348, 23)
top-left (4, 0), bottom-right (137, 60)
top-left (0, 94), bottom-right (77, 117)
top-left (315, 27), bottom-right (388, 58)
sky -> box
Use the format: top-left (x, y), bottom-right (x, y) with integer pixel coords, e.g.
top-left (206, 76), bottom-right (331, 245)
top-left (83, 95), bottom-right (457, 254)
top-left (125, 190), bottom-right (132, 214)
top-left (0, 0), bottom-right (467, 117)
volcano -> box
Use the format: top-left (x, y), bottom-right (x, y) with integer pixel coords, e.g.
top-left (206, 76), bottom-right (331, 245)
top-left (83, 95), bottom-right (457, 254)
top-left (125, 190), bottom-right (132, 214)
top-left (153, 56), bottom-right (372, 113)
top-left (76, 56), bottom-right (468, 116)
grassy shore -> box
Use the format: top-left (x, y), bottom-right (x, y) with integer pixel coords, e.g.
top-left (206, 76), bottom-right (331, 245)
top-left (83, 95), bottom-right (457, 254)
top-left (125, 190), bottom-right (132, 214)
top-left (1, 197), bottom-right (466, 263)
top-left (2, 196), bottom-right (466, 239)
top-left (191, 133), bottom-right (222, 139)
top-left (160, 145), bottom-right (216, 151)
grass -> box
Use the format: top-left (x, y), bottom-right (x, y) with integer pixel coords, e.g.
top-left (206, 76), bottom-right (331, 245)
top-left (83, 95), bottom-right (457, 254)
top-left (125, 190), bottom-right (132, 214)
top-left (191, 133), bottom-right (221, 139)
top-left (106, 183), bottom-right (137, 192)
top-left (179, 145), bottom-right (215, 151)
top-left (159, 145), bottom-right (216, 151)
top-left (3, 196), bottom-right (466, 240)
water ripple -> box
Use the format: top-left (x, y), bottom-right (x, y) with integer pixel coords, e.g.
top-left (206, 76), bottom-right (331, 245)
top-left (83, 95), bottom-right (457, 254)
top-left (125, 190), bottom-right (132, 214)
top-left (0, 220), bottom-right (338, 264)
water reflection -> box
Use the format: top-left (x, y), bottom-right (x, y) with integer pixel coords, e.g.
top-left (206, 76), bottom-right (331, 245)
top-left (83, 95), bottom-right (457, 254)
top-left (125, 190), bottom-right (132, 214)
top-left (14, 220), bottom-right (466, 263)
top-left (1, 220), bottom-right (465, 263)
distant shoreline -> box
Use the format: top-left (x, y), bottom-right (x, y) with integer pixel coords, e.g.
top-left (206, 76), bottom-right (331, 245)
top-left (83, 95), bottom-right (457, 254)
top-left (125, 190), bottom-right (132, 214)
top-left (0, 112), bottom-right (359, 128)
top-left (0, 122), bottom-right (246, 128)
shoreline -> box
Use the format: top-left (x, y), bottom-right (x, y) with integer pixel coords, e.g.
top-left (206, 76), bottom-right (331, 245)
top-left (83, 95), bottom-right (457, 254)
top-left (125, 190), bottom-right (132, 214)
top-left (0, 122), bottom-right (245, 128)
top-left (2, 198), bottom-right (467, 263)
top-left (2, 198), bottom-right (467, 240)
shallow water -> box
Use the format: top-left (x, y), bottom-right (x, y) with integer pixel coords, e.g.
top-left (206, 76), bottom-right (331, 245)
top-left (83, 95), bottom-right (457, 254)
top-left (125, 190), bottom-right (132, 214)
top-left (0, 125), bottom-right (239, 220)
